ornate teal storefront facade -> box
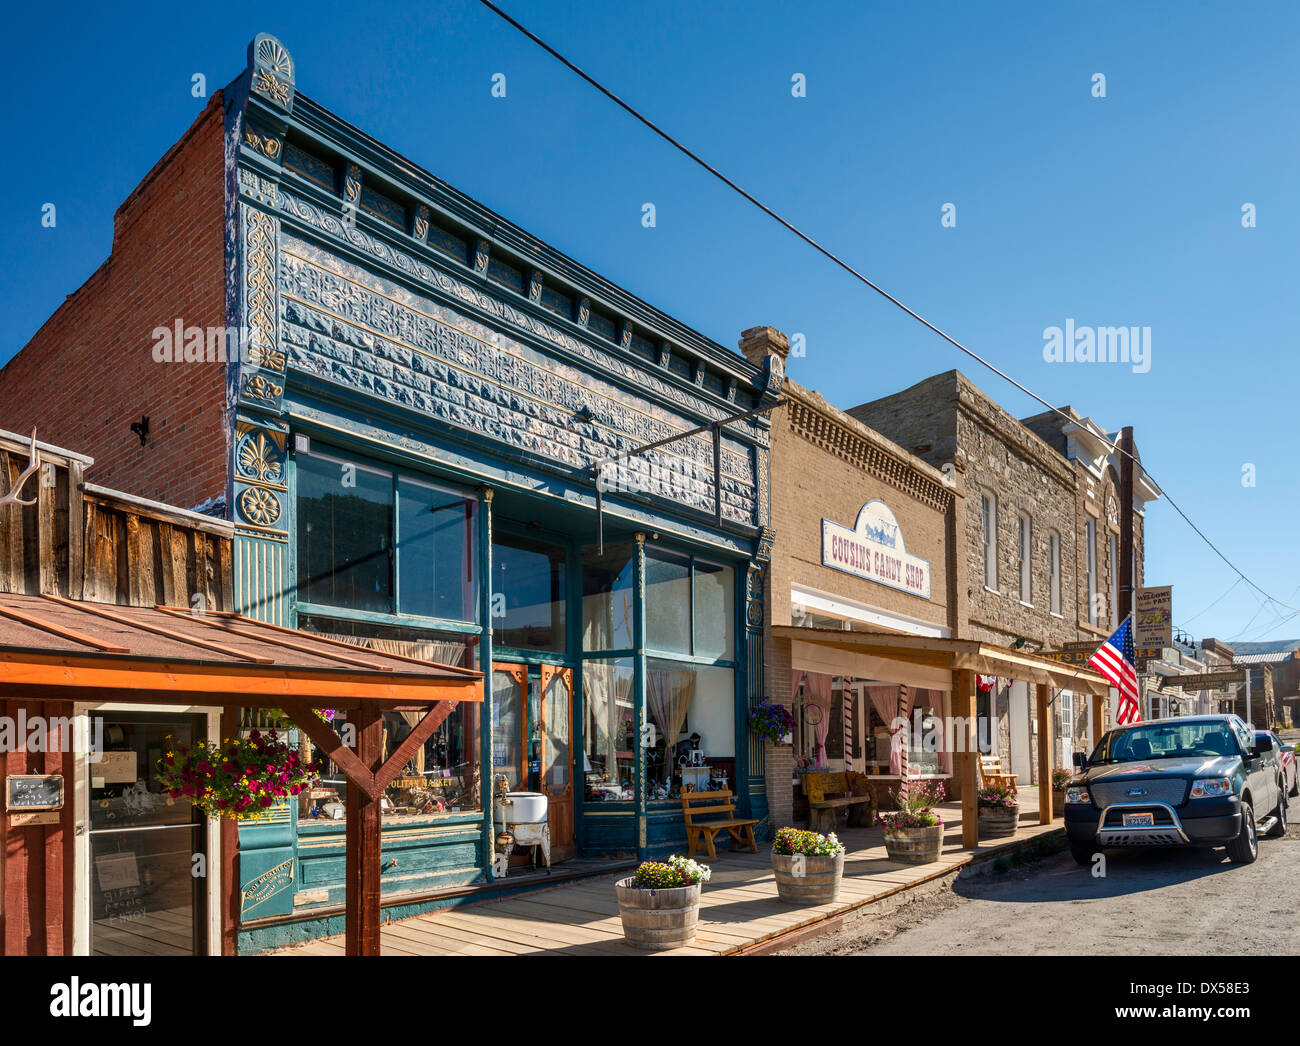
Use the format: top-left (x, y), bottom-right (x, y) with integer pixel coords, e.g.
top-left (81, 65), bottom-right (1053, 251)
top-left (222, 36), bottom-right (778, 951)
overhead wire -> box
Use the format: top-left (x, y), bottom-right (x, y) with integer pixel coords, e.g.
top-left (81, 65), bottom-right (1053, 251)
top-left (478, 0), bottom-right (1300, 617)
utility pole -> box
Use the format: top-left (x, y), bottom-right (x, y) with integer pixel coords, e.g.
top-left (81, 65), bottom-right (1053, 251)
top-left (1116, 425), bottom-right (1136, 728)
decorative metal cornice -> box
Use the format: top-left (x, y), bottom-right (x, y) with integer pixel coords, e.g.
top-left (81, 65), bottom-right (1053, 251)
top-left (233, 47), bottom-right (761, 391)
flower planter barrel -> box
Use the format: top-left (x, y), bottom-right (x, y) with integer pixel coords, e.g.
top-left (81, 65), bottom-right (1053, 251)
top-left (771, 852), bottom-right (844, 905)
top-left (1051, 790), bottom-right (1066, 818)
top-left (882, 825), bottom-right (944, 864)
top-left (978, 807), bottom-right (1018, 839)
top-left (614, 878), bottom-right (701, 951)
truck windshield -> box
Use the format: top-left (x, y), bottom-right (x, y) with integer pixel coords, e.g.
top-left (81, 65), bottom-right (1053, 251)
top-left (1094, 722), bottom-right (1240, 764)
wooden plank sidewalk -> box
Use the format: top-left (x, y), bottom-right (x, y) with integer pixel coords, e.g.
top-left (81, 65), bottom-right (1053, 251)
top-left (282, 790), bottom-right (1061, 957)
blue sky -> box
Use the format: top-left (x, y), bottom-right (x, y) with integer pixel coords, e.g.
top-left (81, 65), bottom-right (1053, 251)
top-left (2, 1), bottom-right (1297, 643)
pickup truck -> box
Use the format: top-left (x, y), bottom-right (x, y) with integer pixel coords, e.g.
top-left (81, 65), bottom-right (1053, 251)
top-left (1064, 714), bottom-right (1288, 866)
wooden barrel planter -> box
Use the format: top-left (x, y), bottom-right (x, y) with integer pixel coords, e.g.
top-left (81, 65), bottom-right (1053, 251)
top-left (1051, 790), bottom-right (1066, 818)
top-left (771, 852), bottom-right (844, 905)
top-left (978, 806), bottom-right (1019, 839)
top-left (882, 825), bottom-right (944, 864)
top-left (614, 878), bottom-right (701, 951)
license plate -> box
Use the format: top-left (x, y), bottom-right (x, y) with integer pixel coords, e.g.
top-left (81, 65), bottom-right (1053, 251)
top-left (1122, 812), bottom-right (1154, 827)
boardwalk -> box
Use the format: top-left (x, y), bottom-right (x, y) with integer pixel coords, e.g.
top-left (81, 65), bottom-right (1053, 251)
top-left (285, 789), bottom-right (1061, 956)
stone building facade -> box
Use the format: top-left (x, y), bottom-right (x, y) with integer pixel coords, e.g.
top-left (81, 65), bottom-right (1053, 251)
top-left (850, 371), bottom-right (1158, 780)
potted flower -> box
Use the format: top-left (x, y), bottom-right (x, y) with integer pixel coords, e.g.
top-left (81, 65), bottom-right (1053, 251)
top-left (614, 854), bottom-right (712, 950)
top-left (158, 728), bottom-right (318, 822)
top-left (977, 781), bottom-right (1019, 839)
top-left (748, 702), bottom-right (796, 746)
top-left (1050, 767), bottom-right (1072, 818)
top-left (877, 780), bottom-right (946, 864)
top-left (771, 827), bottom-right (846, 904)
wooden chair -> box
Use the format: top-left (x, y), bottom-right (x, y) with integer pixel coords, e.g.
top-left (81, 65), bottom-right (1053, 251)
top-left (803, 771), bottom-right (876, 834)
top-left (681, 788), bottom-right (758, 859)
top-left (977, 755), bottom-right (1018, 795)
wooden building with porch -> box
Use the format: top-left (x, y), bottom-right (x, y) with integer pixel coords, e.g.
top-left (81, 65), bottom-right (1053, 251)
top-left (0, 428), bottom-right (479, 955)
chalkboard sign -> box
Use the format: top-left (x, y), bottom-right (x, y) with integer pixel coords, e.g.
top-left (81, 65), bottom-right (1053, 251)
top-left (6, 774), bottom-right (64, 811)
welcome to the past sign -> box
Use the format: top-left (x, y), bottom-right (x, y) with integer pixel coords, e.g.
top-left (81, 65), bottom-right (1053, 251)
top-left (821, 500), bottom-right (932, 599)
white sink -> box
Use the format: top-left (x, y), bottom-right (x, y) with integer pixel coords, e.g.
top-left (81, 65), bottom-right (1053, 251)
top-left (506, 791), bottom-right (548, 823)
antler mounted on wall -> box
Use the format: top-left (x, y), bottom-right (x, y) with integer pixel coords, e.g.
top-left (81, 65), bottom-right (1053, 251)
top-left (0, 429), bottom-right (42, 509)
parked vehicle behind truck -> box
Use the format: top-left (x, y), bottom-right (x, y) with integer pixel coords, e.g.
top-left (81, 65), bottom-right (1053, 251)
top-left (1065, 715), bottom-right (1287, 866)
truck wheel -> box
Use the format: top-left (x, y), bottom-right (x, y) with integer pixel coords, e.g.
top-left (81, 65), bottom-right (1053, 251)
top-left (1226, 801), bottom-right (1258, 863)
top-left (1069, 840), bottom-right (1099, 866)
top-left (1267, 788), bottom-right (1287, 838)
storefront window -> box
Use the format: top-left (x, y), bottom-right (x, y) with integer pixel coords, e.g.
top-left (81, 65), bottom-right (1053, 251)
top-left (582, 658), bottom-right (634, 801)
top-left (492, 533), bottom-right (567, 651)
top-left (296, 616), bottom-right (481, 818)
top-left (582, 543), bottom-right (634, 651)
top-left (296, 449), bottom-right (393, 613)
top-left (296, 443), bottom-right (479, 624)
top-left (646, 660), bottom-right (734, 795)
top-left (692, 560), bottom-right (734, 659)
top-left (397, 476), bottom-right (477, 622)
top-left (645, 549), bottom-right (691, 654)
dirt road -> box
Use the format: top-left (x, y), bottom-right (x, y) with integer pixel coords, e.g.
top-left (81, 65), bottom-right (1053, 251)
top-left (796, 826), bottom-right (1300, 956)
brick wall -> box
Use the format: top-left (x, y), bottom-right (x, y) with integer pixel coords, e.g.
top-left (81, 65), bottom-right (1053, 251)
top-left (0, 95), bottom-right (228, 510)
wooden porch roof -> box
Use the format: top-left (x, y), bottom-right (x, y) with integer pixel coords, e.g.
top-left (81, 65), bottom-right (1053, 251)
top-left (772, 625), bottom-right (1113, 697)
top-left (0, 592), bottom-right (482, 707)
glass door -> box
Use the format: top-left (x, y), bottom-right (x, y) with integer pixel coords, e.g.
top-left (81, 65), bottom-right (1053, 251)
top-left (540, 666), bottom-right (575, 862)
top-left (491, 661), bottom-right (575, 864)
top-left (87, 712), bottom-right (208, 956)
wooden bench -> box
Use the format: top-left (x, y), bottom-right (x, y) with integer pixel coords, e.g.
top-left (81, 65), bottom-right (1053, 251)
top-left (681, 788), bottom-right (758, 859)
top-left (803, 771), bottom-right (876, 834)
top-left (977, 755), bottom-right (1018, 795)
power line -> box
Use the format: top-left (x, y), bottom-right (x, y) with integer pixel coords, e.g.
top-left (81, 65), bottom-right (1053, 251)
top-left (478, 0), bottom-right (1300, 617)
top-left (1177, 577), bottom-right (1244, 630)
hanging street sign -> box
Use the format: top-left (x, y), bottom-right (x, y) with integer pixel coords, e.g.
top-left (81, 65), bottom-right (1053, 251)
top-left (1135, 586), bottom-right (1174, 648)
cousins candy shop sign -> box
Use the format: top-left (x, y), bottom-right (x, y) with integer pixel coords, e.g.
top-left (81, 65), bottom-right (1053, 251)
top-left (821, 500), bottom-right (932, 599)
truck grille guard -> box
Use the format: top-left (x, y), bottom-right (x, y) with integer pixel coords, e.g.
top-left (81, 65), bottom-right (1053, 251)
top-left (1095, 802), bottom-right (1190, 846)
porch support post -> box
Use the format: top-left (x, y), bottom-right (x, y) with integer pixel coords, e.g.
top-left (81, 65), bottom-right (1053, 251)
top-left (1091, 691), bottom-right (1106, 752)
top-left (220, 706), bottom-right (241, 955)
top-left (955, 669), bottom-right (978, 848)
top-left (344, 705), bottom-right (383, 956)
top-left (479, 487), bottom-right (496, 879)
top-left (1037, 684), bottom-right (1053, 826)
top-left (633, 532), bottom-right (647, 859)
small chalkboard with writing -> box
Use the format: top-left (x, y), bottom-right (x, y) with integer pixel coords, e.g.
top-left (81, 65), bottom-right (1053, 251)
top-left (6, 774), bottom-right (64, 811)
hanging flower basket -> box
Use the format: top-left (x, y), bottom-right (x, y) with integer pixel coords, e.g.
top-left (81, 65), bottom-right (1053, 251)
top-left (157, 728), bottom-right (318, 822)
top-left (748, 703), bottom-right (796, 745)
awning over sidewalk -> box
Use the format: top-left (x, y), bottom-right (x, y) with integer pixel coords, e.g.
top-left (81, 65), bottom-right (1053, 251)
top-left (773, 625), bottom-right (1110, 847)
top-left (0, 592), bottom-right (483, 957)
top-left (771, 626), bottom-right (1112, 696)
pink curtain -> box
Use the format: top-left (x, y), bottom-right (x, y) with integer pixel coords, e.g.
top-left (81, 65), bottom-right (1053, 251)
top-left (804, 672), bottom-right (833, 769)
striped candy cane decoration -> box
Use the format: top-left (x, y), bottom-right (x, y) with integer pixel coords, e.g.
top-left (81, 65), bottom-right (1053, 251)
top-left (898, 684), bottom-right (911, 797)
top-left (842, 678), bottom-right (853, 770)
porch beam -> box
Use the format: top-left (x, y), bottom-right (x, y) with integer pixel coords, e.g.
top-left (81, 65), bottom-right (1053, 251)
top-left (219, 706), bottom-right (241, 955)
top-left (279, 700), bottom-right (379, 800)
top-left (374, 701), bottom-right (458, 792)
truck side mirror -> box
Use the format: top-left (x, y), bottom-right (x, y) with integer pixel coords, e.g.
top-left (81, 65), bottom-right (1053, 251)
top-left (1072, 752), bottom-right (1086, 769)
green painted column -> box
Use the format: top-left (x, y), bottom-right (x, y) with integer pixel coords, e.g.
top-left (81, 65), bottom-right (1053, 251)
top-left (633, 532), bottom-right (647, 860)
top-left (478, 487), bottom-right (496, 879)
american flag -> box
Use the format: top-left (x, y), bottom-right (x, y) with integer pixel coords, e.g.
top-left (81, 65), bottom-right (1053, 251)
top-left (1088, 618), bottom-right (1141, 724)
